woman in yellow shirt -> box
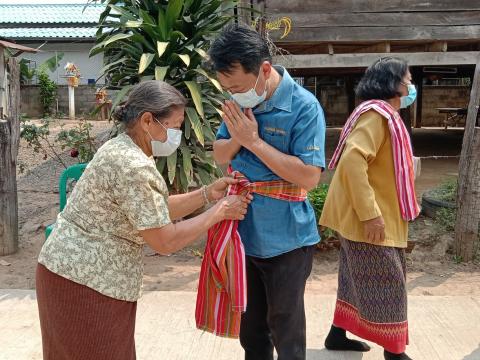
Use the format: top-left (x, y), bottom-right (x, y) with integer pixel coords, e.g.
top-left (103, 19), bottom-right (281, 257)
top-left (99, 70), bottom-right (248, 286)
top-left (36, 80), bottom-right (251, 360)
top-left (320, 57), bottom-right (420, 360)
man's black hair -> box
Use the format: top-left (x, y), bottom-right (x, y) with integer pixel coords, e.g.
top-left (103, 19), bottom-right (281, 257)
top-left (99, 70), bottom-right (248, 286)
top-left (208, 23), bottom-right (272, 75)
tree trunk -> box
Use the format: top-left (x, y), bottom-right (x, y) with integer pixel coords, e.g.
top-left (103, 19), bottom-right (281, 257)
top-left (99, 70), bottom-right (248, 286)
top-left (0, 57), bottom-right (20, 256)
top-left (455, 52), bottom-right (480, 262)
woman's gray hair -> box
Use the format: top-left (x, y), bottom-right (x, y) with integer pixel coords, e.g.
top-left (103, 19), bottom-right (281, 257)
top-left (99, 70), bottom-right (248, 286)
top-left (112, 80), bottom-right (187, 126)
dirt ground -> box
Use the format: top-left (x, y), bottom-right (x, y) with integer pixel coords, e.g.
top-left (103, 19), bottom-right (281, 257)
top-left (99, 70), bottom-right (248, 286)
top-left (1, 120), bottom-right (479, 297)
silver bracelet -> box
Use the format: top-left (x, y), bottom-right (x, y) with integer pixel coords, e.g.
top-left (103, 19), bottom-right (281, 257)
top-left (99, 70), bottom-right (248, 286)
top-left (201, 186), bottom-right (211, 205)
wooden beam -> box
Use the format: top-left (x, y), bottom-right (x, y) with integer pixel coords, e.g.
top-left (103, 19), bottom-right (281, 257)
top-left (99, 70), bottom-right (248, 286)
top-left (265, 0), bottom-right (480, 13)
top-left (455, 52), bottom-right (480, 262)
top-left (354, 42), bottom-right (390, 54)
top-left (0, 58), bottom-right (20, 256)
top-left (270, 25), bottom-right (480, 42)
top-left (270, 12), bottom-right (480, 28)
top-left (275, 52), bottom-right (480, 69)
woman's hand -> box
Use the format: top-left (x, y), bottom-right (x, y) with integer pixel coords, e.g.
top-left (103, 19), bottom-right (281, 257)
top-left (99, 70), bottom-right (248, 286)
top-left (207, 177), bottom-right (238, 201)
top-left (363, 216), bottom-right (385, 243)
top-left (211, 194), bottom-right (252, 222)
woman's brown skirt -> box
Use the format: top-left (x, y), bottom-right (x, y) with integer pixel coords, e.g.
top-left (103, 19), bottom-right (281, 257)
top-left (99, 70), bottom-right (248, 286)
top-left (36, 263), bottom-right (137, 360)
top-left (333, 236), bottom-right (408, 354)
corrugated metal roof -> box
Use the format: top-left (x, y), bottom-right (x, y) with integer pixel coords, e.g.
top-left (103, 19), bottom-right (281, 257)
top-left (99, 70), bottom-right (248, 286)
top-left (0, 4), bottom-right (104, 24)
top-left (0, 27), bottom-right (97, 40)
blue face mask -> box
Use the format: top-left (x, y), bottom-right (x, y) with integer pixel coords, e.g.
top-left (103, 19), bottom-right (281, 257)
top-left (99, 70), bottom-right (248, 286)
top-left (400, 84), bottom-right (417, 109)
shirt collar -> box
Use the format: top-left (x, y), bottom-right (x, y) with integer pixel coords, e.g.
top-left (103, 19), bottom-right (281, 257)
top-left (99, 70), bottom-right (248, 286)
top-left (254, 65), bottom-right (294, 114)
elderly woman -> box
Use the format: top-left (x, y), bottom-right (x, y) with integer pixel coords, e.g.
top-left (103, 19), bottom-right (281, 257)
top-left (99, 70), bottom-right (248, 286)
top-left (36, 80), bottom-right (251, 360)
top-left (320, 57), bottom-right (420, 360)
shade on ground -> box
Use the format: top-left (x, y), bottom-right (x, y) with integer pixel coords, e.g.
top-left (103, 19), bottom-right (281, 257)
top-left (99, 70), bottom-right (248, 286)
top-left (1, 290), bottom-right (479, 360)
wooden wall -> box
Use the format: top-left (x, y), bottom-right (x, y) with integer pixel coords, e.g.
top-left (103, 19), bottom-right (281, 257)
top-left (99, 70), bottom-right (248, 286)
top-left (258, 0), bottom-right (480, 44)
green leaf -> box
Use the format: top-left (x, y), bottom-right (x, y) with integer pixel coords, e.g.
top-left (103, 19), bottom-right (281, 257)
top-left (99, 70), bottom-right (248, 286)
top-left (194, 48), bottom-right (208, 58)
top-left (181, 146), bottom-right (193, 178)
top-left (138, 53), bottom-right (155, 74)
top-left (157, 41), bottom-right (169, 57)
top-left (193, 69), bottom-right (222, 92)
top-left (177, 54), bottom-right (190, 67)
top-left (157, 8), bottom-right (167, 40)
top-left (167, 151), bottom-right (178, 184)
top-left (155, 66), bottom-right (169, 81)
top-left (171, 30), bottom-right (188, 41)
top-left (185, 107), bottom-right (204, 146)
top-left (178, 167), bottom-right (189, 191)
top-left (139, 9), bottom-right (156, 26)
top-left (108, 5), bottom-right (137, 22)
top-left (156, 156), bottom-right (167, 173)
top-left (105, 33), bottom-right (133, 46)
top-left (184, 115), bottom-right (191, 139)
top-left (110, 85), bottom-right (132, 116)
top-left (197, 167), bottom-right (211, 185)
top-left (166, 0), bottom-right (184, 31)
top-left (125, 20), bottom-right (143, 27)
top-left (184, 81), bottom-right (204, 119)
top-left (100, 57), bottom-right (127, 75)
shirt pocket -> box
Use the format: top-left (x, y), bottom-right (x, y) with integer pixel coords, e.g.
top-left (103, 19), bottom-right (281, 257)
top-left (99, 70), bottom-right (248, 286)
top-left (261, 126), bottom-right (288, 153)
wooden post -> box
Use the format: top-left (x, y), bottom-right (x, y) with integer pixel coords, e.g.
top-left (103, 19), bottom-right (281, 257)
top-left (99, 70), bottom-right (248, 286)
top-left (455, 52), bottom-right (480, 262)
top-left (237, 0), bottom-right (252, 24)
top-left (411, 67), bottom-right (423, 128)
top-left (0, 57), bottom-right (20, 256)
top-left (0, 49), bottom-right (4, 117)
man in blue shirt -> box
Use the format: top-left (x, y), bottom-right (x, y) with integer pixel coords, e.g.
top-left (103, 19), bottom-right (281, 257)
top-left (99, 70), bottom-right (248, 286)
top-left (209, 24), bottom-right (326, 360)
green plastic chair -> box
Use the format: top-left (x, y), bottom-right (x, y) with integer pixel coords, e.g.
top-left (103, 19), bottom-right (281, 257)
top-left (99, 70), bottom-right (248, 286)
top-left (45, 163), bottom-right (88, 240)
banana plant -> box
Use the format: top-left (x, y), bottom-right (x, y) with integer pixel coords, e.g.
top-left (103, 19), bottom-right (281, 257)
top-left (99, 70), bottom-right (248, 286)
top-left (89, 0), bottom-right (237, 192)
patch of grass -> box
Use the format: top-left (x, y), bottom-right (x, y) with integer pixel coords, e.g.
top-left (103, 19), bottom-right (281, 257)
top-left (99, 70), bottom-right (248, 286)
top-left (453, 254), bottom-right (463, 264)
top-left (435, 207), bottom-right (456, 232)
top-left (428, 178), bottom-right (457, 203)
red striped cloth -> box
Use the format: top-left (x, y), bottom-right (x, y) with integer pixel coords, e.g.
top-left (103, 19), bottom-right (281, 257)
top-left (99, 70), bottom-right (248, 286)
top-left (195, 171), bottom-right (307, 338)
top-left (329, 100), bottom-right (420, 221)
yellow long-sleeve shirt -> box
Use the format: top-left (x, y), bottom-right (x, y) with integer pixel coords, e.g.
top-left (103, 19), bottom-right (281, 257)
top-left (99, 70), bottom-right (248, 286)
top-left (320, 110), bottom-right (408, 248)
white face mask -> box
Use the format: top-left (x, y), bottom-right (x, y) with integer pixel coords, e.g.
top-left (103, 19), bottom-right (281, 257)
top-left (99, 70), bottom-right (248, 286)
top-left (147, 118), bottom-right (182, 157)
top-left (230, 71), bottom-right (267, 108)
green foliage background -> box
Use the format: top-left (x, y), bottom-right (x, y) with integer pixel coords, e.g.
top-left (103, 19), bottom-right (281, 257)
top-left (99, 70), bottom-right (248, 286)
top-left (90, 0), bottom-right (238, 192)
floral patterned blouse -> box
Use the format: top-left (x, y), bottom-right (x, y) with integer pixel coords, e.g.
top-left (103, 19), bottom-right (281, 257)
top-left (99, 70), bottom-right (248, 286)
top-left (38, 133), bottom-right (171, 302)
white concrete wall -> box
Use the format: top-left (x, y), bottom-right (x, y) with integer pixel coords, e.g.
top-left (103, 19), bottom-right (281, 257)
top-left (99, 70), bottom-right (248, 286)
top-left (19, 42), bottom-right (104, 85)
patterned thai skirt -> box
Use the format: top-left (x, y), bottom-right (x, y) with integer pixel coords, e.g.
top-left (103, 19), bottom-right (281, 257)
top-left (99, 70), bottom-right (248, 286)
top-left (333, 236), bottom-right (408, 354)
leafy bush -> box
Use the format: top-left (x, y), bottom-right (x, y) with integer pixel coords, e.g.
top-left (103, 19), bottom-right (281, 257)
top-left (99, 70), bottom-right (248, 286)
top-left (89, 0), bottom-right (238, 192)
top-left (308, 184), bottom-right (337, 242)
top-left (56, 121), bottom-right (97, 163)
top-left (38, 71), bottom-right (57, 117)
top-left (307, 184), bottom-right (329, 223)
top-left (20, 118), bottom-right (97, 168)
